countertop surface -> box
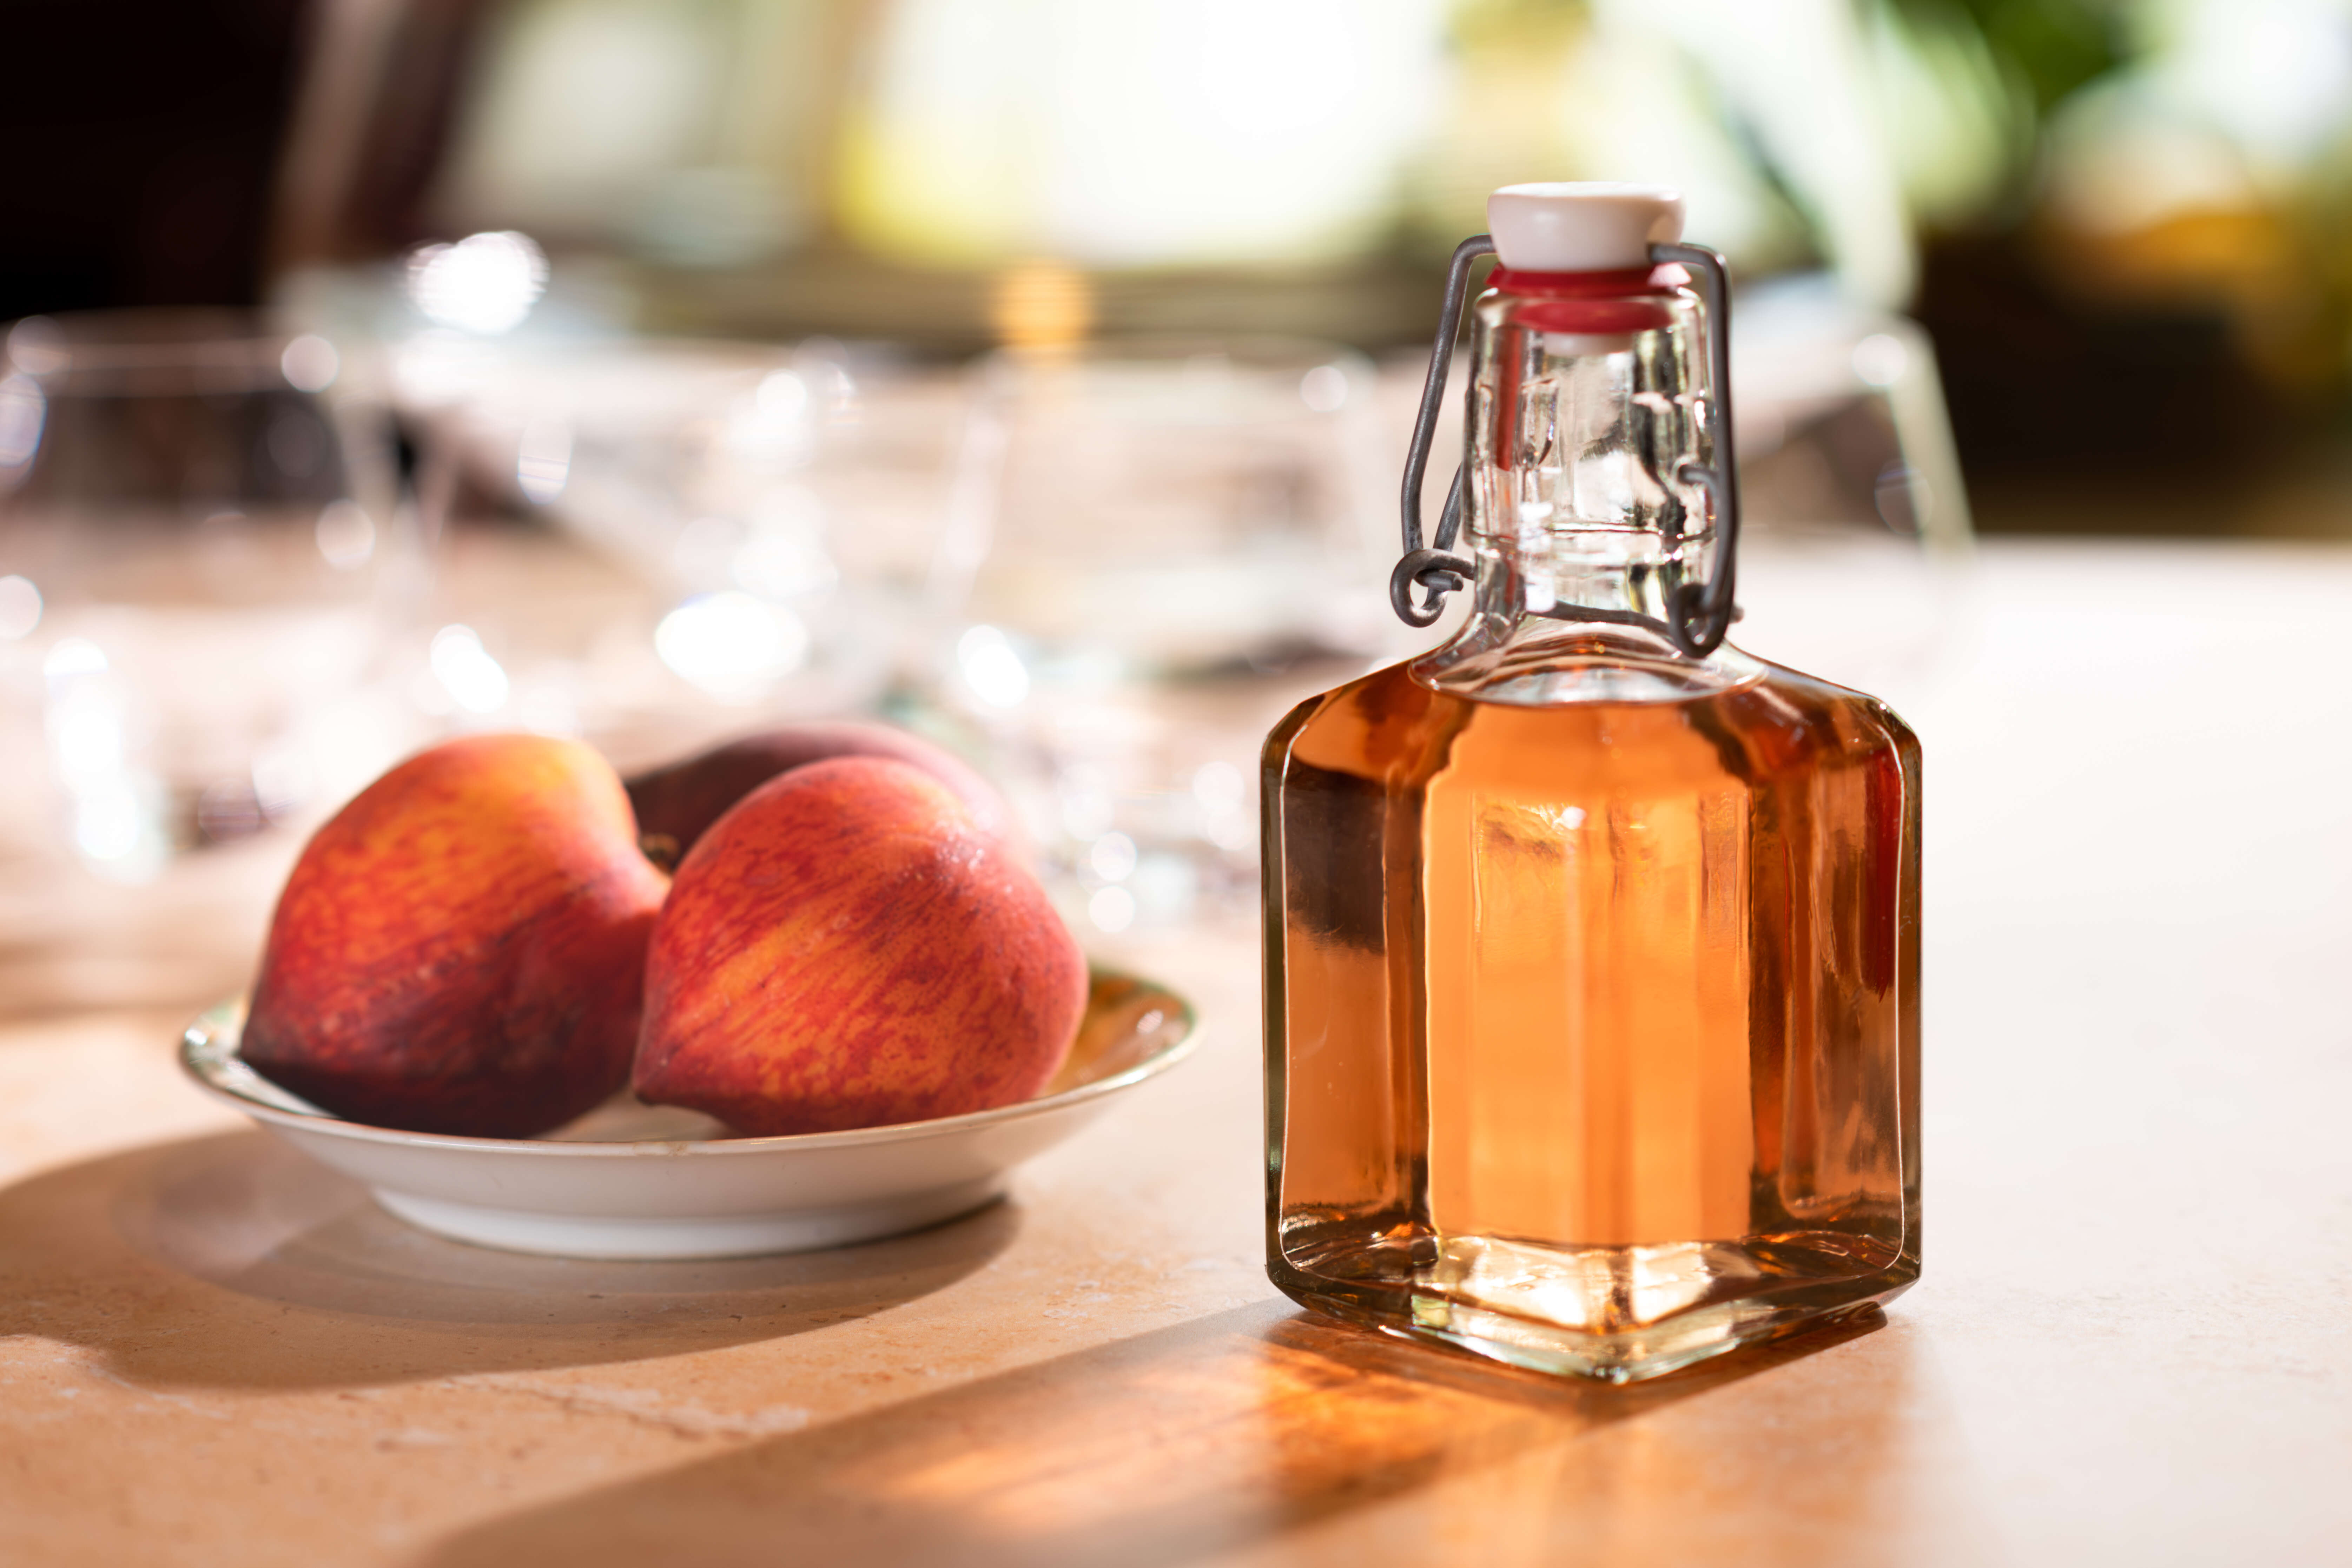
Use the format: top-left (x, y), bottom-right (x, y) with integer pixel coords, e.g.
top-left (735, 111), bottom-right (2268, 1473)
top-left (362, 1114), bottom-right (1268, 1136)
top-left (2, 538), bottom-right (2347, 1567)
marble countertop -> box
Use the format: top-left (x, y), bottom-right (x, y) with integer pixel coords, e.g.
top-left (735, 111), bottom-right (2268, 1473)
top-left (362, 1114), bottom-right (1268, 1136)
top-left (2, 538), bottom-right (2347, 1566)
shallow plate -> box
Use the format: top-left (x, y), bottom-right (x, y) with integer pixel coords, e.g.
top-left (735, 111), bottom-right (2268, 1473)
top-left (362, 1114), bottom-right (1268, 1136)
top-left (179, 972), bottom-right (1196, 1260)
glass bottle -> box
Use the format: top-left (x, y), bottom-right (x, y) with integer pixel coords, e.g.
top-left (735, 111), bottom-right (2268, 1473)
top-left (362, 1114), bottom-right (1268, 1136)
top-left (1262, 185), bottom-right (1920, 1383)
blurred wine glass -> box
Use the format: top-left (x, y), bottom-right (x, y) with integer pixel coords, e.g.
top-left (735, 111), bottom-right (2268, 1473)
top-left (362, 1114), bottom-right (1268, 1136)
top-left (0, 311), bottom-right (402, 881)
top-left (1726, 284), bottom-right (1978, 709)
top-left (933, 337), bottom-right (1388, 936)
top-left (387, 333), bottom-right (921, 767)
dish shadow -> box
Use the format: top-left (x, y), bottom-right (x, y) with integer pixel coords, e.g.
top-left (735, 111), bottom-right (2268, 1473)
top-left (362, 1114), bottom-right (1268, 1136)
top-left (424, 1299), bottom-right (1884, 1568)
top-left (0, 1129), bottom-right (1016, 1391)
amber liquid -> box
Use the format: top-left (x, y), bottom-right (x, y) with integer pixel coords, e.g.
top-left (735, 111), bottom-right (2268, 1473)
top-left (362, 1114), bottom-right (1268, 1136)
top-left (1263, 634), bottom-right (1921, 1381)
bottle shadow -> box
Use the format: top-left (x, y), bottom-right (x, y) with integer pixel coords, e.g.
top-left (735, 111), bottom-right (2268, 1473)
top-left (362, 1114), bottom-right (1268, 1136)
top-left (422, 1298), bottom-right (1885, 1568)
top-left (0, 1129), bottom-right (1016, 1391)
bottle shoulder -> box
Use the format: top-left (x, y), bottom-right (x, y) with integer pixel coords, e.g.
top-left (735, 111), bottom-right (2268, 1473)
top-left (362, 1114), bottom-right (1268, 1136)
top-left (1267, 642), bottom-right (1916, 789)
top-left (1413, 619), bottom-right (1764, 707)
top-left (1727, 648), bottom-right (1921, 766)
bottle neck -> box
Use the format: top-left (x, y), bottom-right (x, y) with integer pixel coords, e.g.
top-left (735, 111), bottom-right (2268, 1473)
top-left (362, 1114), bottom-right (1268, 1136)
top-left (1470, 524), bottom-right (1681, 631)
top-left (1416, 274), bottom-right (1751, 702)
top-left (1462, 274), bottom-right (1722, 643)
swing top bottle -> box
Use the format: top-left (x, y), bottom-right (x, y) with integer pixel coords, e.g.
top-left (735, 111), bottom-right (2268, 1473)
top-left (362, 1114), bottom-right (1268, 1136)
top-left (1261, 184), bottom-right (1921, 1383)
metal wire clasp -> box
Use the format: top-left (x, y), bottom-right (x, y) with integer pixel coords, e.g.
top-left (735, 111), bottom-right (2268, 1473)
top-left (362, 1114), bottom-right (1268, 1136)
top-left (1389, 236), bottom-right (1493, 629)
top-left (1389, 237), bottom-right (1744, 658)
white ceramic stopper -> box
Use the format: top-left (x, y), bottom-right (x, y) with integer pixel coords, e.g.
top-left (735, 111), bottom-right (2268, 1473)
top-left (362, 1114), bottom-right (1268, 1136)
top-left (1487, 183), bottom-right (1686, 272)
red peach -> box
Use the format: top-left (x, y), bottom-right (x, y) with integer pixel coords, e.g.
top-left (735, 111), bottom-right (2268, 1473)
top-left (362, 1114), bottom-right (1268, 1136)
top-left (243, 734), bottom-right (668, 1137)
top-left (634, 756), bottom-right (1086, 1135)
top-left (624, 721), bottom-right (1018, 865)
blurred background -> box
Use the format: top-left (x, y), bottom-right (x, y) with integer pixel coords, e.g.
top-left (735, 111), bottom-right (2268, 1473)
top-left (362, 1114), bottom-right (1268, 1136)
top-left (4, 0), bottom-right (2351, 1003)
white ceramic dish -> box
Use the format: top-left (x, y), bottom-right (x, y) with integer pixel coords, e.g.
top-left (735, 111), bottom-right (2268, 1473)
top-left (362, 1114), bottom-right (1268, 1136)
top-left (179, 972), bottom-right (1195, 1261)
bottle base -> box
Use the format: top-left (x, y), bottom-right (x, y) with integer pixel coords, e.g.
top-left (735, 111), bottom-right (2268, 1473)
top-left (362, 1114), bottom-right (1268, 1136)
top-left (1271, 1230), bottom-right (1918, 1385)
